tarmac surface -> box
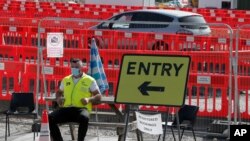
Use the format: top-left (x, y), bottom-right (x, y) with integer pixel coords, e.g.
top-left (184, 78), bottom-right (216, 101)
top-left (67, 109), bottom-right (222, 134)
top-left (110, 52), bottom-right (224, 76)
top-left (0, 113), bottom-right (209, 141)
top-left (0, 100), bottom-right (228, 141)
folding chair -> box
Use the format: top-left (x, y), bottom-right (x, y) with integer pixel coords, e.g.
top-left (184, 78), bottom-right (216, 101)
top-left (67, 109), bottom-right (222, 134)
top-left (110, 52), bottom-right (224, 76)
top-left (158, 105), bottom-right (199, 141)
top-left (4, 92), bottom-right (38, 141)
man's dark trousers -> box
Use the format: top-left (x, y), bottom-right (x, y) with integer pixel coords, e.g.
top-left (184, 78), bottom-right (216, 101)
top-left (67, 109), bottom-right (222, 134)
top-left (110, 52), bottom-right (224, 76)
top-left (49, 107), bottom-right (90, 141)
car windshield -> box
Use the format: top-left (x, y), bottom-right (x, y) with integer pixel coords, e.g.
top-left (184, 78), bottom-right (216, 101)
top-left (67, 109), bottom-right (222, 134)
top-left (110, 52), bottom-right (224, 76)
top-left (179, 15), bottom-right (208, 29)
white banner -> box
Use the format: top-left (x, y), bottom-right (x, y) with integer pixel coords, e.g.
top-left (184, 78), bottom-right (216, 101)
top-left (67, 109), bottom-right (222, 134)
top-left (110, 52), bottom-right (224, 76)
top-left (135, 111), bottom-right (163, 135)
top-left (47, 32), bottom-right (64, 58)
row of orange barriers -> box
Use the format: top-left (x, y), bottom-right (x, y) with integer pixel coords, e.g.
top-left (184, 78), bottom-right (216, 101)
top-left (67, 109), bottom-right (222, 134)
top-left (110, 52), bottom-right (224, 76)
top-left (0, 26), bottom-right (233, 50)
top-left (1, 1), bottom-right (141, 11)
top-left (1, 0), bottom-right (250, 16)
top-left (0, 23), bottom-right (247, 117)
top-left (2, 24), bottom-right (250, 51)
top-left (1, 1), bottom-right (250, 28)
top-left (2, 47), bottom-right (250, 119)
top-left (0, 7), bottom-right (115, 19)
top-left (0, 49), bottom-right (231, 118)
top-left (1, 7), bottom-right (250, 28)
top-left (0, 16), bottom-right (250, 39)
top-left (0, 3), bottom-right (131, 13)
top-left (1, 29), bottom-right (250, 119)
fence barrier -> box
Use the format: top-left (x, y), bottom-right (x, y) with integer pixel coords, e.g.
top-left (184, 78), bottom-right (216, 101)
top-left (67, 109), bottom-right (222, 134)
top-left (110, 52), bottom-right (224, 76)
top-left (0, 1), bottom-right (250, 138)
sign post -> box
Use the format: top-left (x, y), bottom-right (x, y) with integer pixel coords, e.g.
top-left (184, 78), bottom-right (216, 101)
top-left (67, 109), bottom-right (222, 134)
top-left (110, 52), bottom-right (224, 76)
top-left (115, 54), bottom-right (191, 141)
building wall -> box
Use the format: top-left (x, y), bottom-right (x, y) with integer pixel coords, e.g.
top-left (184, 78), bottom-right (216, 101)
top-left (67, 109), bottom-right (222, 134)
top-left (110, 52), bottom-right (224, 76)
top-left (238, 0), bottom-right (250, 10)
top-left (198, 0), bottom-right (230, 8)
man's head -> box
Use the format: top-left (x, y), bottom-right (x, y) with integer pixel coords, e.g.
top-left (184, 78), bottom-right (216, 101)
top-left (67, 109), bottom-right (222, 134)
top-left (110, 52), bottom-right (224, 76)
top-left (70, 58), bottom-right (83, 77)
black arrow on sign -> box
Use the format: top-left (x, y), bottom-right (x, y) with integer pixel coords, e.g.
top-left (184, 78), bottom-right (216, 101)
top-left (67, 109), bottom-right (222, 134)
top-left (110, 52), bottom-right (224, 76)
top-left (138, 81), bottom-right (165, 96)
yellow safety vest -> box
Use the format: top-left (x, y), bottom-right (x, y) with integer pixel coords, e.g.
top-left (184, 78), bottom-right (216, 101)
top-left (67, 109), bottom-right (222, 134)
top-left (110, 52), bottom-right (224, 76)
top-left (62, 74), bottom-right (94, 113)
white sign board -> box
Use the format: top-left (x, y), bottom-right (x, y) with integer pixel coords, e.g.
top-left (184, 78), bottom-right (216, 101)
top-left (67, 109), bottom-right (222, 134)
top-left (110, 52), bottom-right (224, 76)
top-left (0, 63), bottom-right (4, 70)
top-left (135, 112), bottom-right (163, 135)
top-left (42, 66), bottom-right (54, 75)
top-left (47, 32), bottom-right (64, 58)
top-left (247, 40), bottom-right (250, 46)
top-left (197, 76), bottom-right (211, 84)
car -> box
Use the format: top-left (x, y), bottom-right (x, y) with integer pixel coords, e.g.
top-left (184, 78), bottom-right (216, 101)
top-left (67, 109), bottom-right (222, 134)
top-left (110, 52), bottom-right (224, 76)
top-left (90, 9), bottom-right (211, 50)
top-left (92, 9), bottom-right (210, 36)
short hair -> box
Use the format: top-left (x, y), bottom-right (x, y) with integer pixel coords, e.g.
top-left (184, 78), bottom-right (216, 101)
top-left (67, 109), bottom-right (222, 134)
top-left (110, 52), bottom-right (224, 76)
top-left (70, 58), bottom-right (83, 66)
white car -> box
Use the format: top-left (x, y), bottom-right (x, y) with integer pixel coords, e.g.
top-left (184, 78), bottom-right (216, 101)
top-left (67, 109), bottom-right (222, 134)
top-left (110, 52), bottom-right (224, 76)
top-left (91, 9), bottom-right (211, 50)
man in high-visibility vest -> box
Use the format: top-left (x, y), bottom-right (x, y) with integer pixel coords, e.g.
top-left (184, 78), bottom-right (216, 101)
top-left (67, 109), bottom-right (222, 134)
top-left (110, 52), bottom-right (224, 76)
top-left (49, 58), bottom-right (102, 141)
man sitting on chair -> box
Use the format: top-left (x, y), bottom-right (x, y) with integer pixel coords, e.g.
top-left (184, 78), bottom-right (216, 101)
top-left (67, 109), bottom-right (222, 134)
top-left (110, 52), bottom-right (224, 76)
top-left (49, 58), bottom-right (102, 141)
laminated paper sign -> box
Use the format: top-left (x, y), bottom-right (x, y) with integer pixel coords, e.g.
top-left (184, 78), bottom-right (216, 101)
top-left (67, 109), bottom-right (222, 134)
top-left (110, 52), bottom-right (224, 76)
top-left (136, 111), bottom-right (163, 135)
top-left (47, 32), bottom-right (64, 58)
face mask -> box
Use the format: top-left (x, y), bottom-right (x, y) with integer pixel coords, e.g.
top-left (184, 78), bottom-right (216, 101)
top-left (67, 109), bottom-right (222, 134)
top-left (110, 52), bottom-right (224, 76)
top-left (71, 68), bottom-right (80, 76)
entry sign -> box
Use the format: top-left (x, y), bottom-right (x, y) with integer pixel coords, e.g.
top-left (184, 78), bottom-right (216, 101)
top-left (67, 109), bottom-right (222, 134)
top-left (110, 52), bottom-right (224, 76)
top-left (115, 54), bottom-right (190, 106)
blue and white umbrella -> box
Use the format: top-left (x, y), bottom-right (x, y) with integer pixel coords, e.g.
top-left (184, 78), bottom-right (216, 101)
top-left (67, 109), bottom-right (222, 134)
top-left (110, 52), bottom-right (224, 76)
top-left (88, 38), bottom-right (109, 94)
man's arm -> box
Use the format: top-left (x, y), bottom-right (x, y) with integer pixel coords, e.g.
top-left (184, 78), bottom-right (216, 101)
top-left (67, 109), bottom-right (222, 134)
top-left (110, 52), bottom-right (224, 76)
top-left (56, 89), bottom-right (64, 107)
top-left (89, 90), bottom-right (102, 104)
top-left (81, 90), bottom-right (102, 105)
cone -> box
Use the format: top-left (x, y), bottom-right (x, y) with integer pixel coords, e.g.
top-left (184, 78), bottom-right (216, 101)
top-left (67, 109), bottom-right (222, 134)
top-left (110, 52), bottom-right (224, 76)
top-left (39, 109), bottom-right (51, 141)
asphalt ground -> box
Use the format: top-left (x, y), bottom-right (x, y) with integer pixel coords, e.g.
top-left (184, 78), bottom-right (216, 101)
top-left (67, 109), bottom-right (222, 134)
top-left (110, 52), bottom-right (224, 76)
top-left (0, 100), bottom-right (228, 141)
top-left (0, 113), bottom-right (209, 141)
top-left (0, 114), bottom-right (231, 141)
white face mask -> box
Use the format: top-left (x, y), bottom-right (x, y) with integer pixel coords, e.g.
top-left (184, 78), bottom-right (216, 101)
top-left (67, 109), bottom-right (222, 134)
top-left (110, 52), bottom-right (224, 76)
top-left (71, 68), bottom-right (80, 77)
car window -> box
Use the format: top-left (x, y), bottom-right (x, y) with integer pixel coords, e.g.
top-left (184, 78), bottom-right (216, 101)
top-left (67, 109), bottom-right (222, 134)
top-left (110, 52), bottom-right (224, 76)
top-left (130, 12), bottom-right (173, 28)
top-left (179, 16), bottom-right (209, 29)
top-left (97, 16), bottom-right (117, 29)
top-left (97, 14), bottom-right (133, 29)
top-left (111, 13), bottom-right (133, 29)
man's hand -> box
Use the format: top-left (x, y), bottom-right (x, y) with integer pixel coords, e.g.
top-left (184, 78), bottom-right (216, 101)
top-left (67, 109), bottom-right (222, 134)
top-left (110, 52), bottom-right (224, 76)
top-left (80, 90), bottom-right (102, 105)
top-left (56, 89), bottom-right (64, 107)
top-left (56, 97), bottom-right (64, 107)
top-left (81, 98), bottom-right (89, 105)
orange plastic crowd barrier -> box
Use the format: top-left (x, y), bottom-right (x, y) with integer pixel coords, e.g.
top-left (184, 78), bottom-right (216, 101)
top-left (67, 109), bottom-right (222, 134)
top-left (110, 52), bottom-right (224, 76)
top-left (0, 61), bottom-right (24, 100)
top-left (0, 25), bottom-right (28, 46)
top-left (0, 45), bottom-right (19, 61)
top-left (1, 0), bottom-right (250, 28)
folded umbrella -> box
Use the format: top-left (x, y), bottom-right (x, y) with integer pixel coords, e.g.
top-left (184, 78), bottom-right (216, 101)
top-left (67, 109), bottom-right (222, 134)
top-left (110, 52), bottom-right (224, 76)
top-left (88, 38), bottom-right (109, 94)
